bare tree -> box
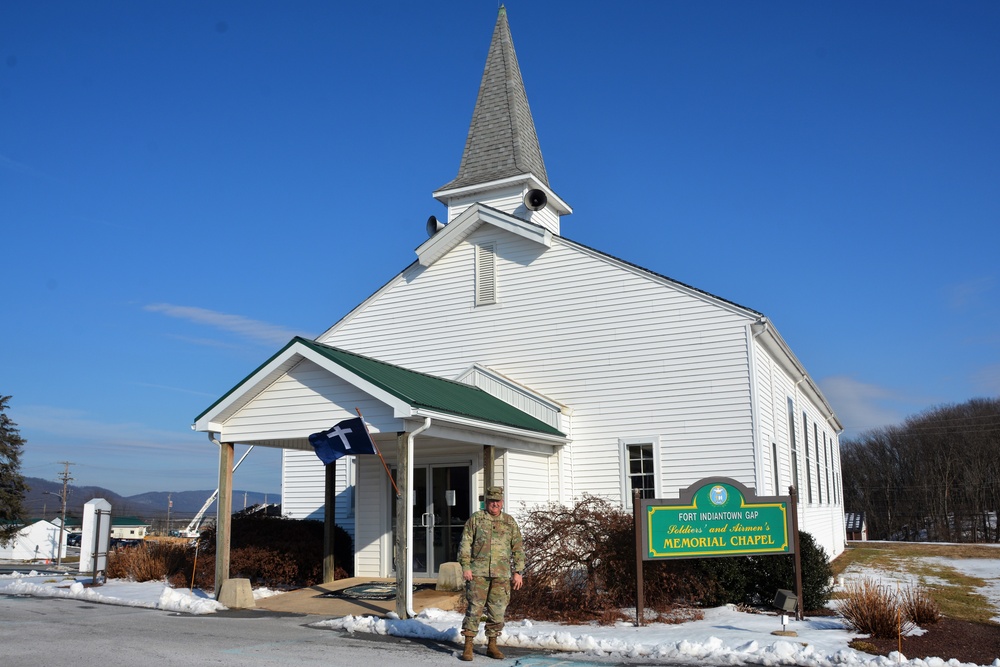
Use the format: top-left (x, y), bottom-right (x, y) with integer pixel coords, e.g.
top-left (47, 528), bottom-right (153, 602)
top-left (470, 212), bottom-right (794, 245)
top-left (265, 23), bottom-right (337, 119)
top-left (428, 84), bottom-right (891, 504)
top-left (842, 397), bottom-right (1000, 542)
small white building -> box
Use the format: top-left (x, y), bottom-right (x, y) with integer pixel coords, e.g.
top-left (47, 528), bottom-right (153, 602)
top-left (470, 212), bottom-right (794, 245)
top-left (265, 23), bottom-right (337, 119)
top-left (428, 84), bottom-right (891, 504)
top-left (0, 519), bottom-right (62, 562)
top-left (195, 7), bottom-right (845, 604)
top-left (109, 517), bottom-right (149, 541)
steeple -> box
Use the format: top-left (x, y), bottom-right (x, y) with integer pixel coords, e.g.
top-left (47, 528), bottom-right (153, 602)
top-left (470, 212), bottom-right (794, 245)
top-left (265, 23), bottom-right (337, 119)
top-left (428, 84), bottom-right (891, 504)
top-left (434, 6), bottom-right (570, 234)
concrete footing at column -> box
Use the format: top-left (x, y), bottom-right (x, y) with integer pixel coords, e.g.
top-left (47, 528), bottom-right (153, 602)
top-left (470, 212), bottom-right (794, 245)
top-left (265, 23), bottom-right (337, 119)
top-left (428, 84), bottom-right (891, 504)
top-left (436, 562), bottom-right (464, 591)
top-left (218, 578), bottom-right (256, 609)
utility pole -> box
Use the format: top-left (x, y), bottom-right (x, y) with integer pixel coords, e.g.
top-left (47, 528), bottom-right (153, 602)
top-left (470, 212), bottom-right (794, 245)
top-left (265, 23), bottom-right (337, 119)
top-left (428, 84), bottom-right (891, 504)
top-left (56, 462), bottom-right (73, 567)
top-left (166, 493), bottom-right (172, 536)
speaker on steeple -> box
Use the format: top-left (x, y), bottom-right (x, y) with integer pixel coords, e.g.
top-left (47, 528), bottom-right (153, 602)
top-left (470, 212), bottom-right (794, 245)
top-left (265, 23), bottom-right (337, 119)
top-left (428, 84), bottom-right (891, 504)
top-left (426, 215), bottom-right (446, 237)
top-left (523, 189), bottom-right (547, 211)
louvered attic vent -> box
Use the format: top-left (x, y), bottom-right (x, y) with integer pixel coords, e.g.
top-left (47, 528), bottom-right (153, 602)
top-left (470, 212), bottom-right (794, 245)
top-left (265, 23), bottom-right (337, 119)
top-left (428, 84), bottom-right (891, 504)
top-left (476, 242), bottom-right (497, 306)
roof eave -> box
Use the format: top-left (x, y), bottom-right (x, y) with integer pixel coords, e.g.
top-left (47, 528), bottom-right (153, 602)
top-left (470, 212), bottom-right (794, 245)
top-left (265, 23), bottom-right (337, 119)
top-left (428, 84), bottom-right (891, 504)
top-left (193, 337), bottom-right (411, 433)
top-left (411, 408), bottom-right (567, 444)
top-left (416, 202), bottom-right (552, 267)
top-left (433, 173), bottom-right (571, 215)
top-left (753, 318), bottom-right (844, 432)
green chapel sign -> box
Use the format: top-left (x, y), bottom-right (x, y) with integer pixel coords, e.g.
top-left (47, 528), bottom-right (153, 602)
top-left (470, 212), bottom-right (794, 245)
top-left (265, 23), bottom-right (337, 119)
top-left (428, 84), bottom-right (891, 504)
top-left (640, 477), bottom-right (793, 560)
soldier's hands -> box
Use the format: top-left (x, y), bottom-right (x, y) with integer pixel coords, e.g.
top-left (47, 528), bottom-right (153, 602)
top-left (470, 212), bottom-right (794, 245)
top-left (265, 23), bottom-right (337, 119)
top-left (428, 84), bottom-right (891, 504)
top-left (464, 569), bottom-right (473, 581)
top-left (512, 573), bottom-right (523, 590)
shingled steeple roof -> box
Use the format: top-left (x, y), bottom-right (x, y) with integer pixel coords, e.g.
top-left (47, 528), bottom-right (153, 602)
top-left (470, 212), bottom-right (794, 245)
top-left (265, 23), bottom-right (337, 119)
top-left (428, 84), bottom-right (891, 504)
top-left (438, 6), bottom-right (549, 191)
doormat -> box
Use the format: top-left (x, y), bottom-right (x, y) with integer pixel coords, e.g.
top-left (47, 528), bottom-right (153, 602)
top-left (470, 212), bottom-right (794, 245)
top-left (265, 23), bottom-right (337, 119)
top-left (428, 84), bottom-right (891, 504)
top-left (321, 582), bottom-right (437, 600)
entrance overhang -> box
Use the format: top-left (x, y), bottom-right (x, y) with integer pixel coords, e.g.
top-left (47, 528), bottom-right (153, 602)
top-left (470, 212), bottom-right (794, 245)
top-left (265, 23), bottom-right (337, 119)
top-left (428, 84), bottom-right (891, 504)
top-left (192, 337), bottom-right (569, 610)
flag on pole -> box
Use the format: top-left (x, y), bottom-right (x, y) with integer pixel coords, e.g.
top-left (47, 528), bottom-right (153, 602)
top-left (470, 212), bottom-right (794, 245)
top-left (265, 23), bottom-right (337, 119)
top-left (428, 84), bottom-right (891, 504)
top-left (309, 417), bottom-right (377, 465)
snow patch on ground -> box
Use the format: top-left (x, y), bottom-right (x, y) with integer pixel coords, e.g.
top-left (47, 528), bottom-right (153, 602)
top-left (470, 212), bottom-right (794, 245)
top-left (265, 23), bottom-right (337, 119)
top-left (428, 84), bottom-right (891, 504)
top-left (5, 562), bottom-right (1000, 666)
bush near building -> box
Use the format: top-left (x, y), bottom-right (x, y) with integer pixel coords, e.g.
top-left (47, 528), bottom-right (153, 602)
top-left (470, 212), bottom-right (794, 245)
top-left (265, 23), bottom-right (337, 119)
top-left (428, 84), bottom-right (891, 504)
top-left (107, 515), bottom-right (353, 591)
top-left (507, 496), bottom-right (833, 623)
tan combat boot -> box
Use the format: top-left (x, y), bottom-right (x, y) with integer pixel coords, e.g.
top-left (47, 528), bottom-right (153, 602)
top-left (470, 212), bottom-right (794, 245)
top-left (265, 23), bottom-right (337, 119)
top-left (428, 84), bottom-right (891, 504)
top-left (460, 633), bottom-right (475, 661)
top-left (486, 637), bottom-right (504, 660)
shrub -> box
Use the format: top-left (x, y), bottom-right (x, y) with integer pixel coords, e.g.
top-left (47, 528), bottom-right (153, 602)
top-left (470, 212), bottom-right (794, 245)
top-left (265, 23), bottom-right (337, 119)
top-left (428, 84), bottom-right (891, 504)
top-left (106, 541), bottom-right (190, 582)
top-left (107, 516), bottom-right (353, 591)
top-left (507, 495), bottom-right (634, 622)
top-left (506, 495), bottom-right (707, 622)
top-left (695, 530), bottom-right (833, 611)
top-left (839, 577), bottom-right (914, 639)
top-left (901, 584), bottom-right (941, 625)
top-left (199, 515), bottom-right (353, 587)
top-left (505, 496), bottom-right (830, 623)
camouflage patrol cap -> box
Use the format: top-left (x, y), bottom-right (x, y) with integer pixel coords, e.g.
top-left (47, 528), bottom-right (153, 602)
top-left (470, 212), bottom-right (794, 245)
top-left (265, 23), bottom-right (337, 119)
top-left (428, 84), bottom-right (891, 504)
top-left (485, 486), bottom-right (504, 501)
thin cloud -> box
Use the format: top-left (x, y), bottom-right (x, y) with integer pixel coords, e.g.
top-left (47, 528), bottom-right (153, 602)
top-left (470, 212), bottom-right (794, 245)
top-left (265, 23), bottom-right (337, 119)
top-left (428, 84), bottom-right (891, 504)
top-left (819, 376), bottom-right (915, 438)
top-left (145, 303), bottom-right (302, 346)
top-left (0, 152), bottom-right (51, 179)
top-left (161, 333), bottom-right (249, 351)
top-left (130, 381), bottom-right (218, 398)
top-left (15, 405), bottom-right (204, 454)
top-left (971, 364), bottom-right (1000, 397)
top-left (941, 276), bottom-right (995, 311)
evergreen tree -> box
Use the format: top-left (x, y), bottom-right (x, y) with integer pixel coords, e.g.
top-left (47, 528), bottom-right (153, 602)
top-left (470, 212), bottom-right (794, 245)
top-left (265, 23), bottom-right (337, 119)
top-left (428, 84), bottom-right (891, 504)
top-left (0, 395), bottom-right (29, 544)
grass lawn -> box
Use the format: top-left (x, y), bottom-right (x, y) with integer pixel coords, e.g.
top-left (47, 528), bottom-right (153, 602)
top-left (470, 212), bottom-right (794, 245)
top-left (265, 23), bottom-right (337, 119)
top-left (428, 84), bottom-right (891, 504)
top-left (831, 541), bottom-right (1000, 624)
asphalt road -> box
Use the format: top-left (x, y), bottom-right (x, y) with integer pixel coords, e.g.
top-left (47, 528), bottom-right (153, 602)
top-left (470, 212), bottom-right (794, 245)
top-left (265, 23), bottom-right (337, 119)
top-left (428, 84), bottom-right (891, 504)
top-left (1, 594), bottom-right (675, 667)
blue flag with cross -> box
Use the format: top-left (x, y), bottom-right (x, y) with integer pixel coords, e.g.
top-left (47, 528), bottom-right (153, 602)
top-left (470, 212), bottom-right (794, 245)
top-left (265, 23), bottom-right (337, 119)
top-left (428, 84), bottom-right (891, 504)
top-left (308, 417), bottom-right (377, 464)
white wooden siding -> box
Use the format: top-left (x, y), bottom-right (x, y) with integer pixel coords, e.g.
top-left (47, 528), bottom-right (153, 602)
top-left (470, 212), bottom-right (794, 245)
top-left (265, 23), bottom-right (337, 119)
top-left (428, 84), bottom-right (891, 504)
top-left (271, 215), bottom-right (843, 564)
top-left (281, 449), bottom-right (327, 521)
top-left (445, 186), bottom-right (561, 235)
top-left (751, 337), bottom-right (845, 559)
top-left (446, 187), bottom-right (525, 223)
top-left (221, 358), bottom-right (399, 444)
top-left (457, 365), bottom-right (563, 430)
top-left (281, 449), bottom-right (357, 541)
top-left (354, 455), bottom-right (387, 577)
top-left (320, 229), bottom-right (756, 509)
top-left (505, 449), bottom-right (552, 510)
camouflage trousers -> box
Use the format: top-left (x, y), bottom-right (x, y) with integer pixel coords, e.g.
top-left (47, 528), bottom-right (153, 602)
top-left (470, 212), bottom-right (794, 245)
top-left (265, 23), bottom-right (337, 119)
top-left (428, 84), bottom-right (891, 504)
top-left (462, 576), bottom-right (511, 637)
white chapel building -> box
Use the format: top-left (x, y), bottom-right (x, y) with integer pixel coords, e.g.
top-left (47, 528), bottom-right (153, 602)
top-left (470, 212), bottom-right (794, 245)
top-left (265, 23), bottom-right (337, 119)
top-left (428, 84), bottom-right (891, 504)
top-left (195, 8), bottom-right (845, 596)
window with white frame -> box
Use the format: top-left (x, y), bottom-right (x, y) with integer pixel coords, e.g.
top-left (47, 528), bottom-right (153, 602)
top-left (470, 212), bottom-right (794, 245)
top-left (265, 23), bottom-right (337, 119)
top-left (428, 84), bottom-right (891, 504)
top-left (824, 432), bottom-right (832, 504)
top-left (787, 398), bottom-right (800, 493)
top-left (344, 456), bottom-right (356, 519)
top-left (771, 441), bottom-right (780, 495)
top-left (814, 422), bottom-right (822, 504)
top-left (803, 411), bottom-right (813, 503)
top-left (620, 437), bottom-right (660, 507)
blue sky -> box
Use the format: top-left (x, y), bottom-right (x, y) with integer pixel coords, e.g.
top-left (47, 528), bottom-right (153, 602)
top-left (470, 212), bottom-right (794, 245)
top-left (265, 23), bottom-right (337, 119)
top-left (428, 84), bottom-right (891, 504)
top-left (3, 1), bottom-right (998, 497)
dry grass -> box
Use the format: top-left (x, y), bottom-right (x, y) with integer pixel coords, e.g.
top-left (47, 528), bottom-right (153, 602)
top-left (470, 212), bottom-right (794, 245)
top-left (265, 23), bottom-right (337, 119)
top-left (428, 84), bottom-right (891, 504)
top-left (901, 584), bottom-right (941, 625)
top-left (840, 577), bottom-right (914, 639)
top-left (832, 542), bottom-right (999, 624)
top-left (105, 541), bottom-right (189, 582)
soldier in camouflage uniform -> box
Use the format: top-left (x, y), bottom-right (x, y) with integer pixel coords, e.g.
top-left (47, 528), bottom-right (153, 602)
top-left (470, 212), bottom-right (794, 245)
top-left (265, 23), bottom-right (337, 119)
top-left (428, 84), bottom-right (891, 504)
top-left (457, 486), bottom-right (525, 661)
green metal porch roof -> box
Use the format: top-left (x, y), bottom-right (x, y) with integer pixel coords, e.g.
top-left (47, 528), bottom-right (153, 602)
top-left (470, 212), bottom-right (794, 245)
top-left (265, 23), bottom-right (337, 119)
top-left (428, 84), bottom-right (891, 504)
top-left (196, 337), bottom-right (564, 438)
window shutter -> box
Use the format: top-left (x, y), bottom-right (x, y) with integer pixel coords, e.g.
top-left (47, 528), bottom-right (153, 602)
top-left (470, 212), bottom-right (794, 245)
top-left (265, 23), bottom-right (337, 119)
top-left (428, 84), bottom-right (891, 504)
top-left (476, 242), bottom-right (497, 305)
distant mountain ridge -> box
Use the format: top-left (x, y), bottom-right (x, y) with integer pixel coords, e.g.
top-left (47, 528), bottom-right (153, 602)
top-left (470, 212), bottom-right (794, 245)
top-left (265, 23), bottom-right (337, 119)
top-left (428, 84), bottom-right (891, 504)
top-left (21, 477), bottom-right (280, 521)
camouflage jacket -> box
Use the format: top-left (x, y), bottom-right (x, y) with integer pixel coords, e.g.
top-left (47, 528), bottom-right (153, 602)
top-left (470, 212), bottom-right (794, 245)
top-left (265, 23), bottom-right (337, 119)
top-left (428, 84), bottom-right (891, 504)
top-left (458, 510), bottom-right (526, 578)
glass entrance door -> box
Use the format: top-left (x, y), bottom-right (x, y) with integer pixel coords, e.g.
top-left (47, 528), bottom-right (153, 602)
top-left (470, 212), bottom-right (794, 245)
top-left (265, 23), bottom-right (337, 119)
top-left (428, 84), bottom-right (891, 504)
top-left (391, 465), bottom-right (471, 576)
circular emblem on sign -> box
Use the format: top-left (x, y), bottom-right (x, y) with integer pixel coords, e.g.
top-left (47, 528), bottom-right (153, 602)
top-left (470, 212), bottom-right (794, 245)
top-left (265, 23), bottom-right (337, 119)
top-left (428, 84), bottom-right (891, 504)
top-left (709, 485), bottom-right (728, 506)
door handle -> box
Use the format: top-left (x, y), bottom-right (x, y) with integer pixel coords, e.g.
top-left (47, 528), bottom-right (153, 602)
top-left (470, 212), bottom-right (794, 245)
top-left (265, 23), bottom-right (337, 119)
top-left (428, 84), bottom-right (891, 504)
top-left (421, 512), bottom-right (433, 528)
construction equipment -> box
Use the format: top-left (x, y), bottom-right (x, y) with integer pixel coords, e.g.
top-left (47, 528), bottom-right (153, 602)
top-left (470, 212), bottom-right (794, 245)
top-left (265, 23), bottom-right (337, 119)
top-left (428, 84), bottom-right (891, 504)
top-left (179, 446), bottom-right (255, 538)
